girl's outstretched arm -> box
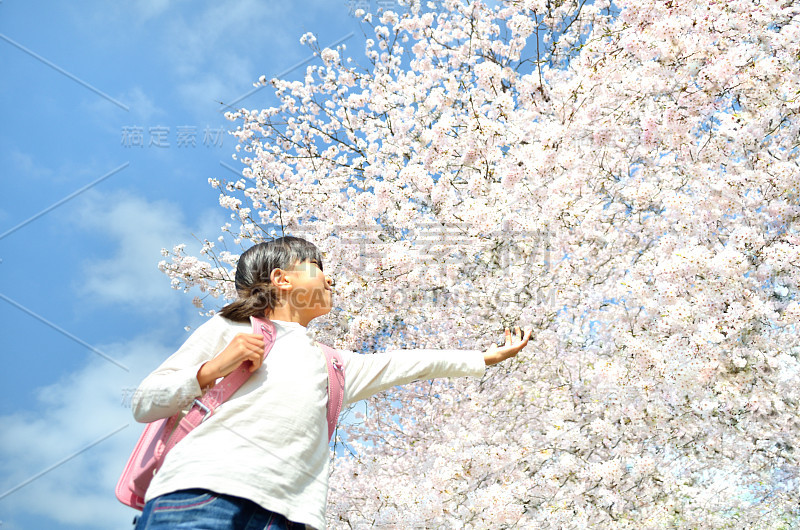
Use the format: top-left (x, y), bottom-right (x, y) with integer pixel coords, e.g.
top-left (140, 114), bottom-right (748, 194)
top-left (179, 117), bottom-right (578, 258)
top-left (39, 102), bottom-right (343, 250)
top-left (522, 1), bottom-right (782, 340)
top-left (339, 326), bottom-right (531, 405)
top-left (484, 326), bottom-right (532, 365)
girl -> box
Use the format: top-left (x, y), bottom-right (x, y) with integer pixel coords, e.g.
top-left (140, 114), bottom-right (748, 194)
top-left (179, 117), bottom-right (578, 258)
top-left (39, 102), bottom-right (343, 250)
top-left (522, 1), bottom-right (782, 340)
top-left (131, 236), bottom-right (531, 529)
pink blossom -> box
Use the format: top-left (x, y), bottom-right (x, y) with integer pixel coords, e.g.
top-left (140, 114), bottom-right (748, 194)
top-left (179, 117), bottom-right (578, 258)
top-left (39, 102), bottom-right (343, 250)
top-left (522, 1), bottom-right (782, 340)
top-left (164, 0), bottom-right (800, 526)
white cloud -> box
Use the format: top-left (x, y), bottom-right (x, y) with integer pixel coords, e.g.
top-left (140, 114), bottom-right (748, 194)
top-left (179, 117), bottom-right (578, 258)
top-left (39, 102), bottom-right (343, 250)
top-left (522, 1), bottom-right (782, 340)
top-left (0, 149), bottom-right (52, 226)
top-left (135, 0), bottom-right (173, 20)
top-left (0, 190), bottom-right (228, 528)
top-left (156, 1), bottom-right (304, 114)
top-left (176, 74), bottom-right (232, 110)
top-left (81, 85), bottom-right (167, 144)
top-left (70, 189), bottom-right (233, 315)
top-left (72, 191), bottom-right (198, 311)
top-left (118, 86), bottom-right (166, 124)
top-left (120, 86), bottom-right (170, 130)
top-left (9, 149), bottom-right (55, 181)
top-left (0, 334), bottom-right (182, 529)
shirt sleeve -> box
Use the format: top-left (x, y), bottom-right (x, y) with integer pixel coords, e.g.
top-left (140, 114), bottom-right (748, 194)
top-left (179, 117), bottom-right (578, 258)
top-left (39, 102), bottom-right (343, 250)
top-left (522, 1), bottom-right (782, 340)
top-left (340, 349), bottom-right (486, 405)
top-left (131, 316), bottom-right (232, 423)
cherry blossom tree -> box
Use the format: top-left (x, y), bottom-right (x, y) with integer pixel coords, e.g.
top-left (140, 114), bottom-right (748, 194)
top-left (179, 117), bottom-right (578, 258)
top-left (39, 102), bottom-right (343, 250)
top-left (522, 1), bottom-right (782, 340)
top-left (161, 0), bottom-right (800, 526)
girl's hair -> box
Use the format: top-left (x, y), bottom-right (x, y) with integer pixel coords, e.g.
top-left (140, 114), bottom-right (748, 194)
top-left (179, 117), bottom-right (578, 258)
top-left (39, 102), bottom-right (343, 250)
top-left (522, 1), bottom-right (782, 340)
top-left (218, 236), bottom-right (323, 323)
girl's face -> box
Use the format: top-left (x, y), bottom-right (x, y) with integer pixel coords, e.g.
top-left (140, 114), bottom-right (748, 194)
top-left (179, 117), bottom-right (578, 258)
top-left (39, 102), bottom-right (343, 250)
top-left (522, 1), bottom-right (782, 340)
top-left (284, 258), bottom-right (334, 318)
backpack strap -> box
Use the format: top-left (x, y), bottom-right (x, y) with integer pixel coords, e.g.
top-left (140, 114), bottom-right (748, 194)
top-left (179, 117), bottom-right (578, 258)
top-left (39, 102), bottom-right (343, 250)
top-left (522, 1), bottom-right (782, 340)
top-left (165, 317), bottom-right (277, 453)
top-left (166, 318), bottom-right (344, 451)
top-left (318, 343), bottom-right (345, 442)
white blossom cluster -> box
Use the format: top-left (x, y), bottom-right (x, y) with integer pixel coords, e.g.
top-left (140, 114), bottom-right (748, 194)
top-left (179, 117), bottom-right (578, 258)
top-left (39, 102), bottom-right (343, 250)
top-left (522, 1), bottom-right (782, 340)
top-left (162, 0), bottom-right (800, 526)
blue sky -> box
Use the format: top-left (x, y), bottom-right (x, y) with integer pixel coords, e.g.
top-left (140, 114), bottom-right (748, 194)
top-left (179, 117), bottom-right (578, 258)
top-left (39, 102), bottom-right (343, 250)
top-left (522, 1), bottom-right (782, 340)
top-left (0, 1), bottom-right (380, 528)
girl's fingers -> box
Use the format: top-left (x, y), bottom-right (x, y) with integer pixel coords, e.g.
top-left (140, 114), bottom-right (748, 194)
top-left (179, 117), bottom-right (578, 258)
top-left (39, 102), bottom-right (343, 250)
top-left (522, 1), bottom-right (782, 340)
top-left (504, 325), bottom-right (531, 347)
top-left (243, 334), bottom-right (266, 355)
top-left (216, 333), bottom-right (267, 376)
top-left (247, 337), bottom-right (265, 371)
top-left (249, 357), bottom-right (261, 372)
top-left (484, 325), bottom-right (533, 366)
top-left (250, 349), bottom-right (263, 368)
top-left (244, 333), bottom-right (266, 347)
top-left (502, 326), bottom-right (527, 346)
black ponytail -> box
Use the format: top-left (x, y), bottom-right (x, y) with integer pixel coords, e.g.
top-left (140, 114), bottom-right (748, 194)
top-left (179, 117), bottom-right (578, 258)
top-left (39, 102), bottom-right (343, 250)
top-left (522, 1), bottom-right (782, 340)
top-left (219, 236), bottom-right (323, 322)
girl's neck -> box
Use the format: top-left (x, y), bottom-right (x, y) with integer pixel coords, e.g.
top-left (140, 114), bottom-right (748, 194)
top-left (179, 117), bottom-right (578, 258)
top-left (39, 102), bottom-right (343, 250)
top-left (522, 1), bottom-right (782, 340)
top-left (267, 306), bottom-right (312, 327)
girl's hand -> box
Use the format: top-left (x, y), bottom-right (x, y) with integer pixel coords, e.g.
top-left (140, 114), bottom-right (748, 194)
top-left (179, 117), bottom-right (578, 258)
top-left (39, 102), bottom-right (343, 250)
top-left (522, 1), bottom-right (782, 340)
top-left (484, 326), bottom-right (532, 366)
top-left (197, 333), bottom-right (266, 388)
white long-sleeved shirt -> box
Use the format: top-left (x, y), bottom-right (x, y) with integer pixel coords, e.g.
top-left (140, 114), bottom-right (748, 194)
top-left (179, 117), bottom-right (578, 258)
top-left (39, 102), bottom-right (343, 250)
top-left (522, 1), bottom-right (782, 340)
top-left (131, 315), bottom-right (485, 529)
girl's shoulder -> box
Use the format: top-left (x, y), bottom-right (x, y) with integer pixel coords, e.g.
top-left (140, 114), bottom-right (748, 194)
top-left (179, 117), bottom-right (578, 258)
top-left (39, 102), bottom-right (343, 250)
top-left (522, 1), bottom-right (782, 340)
top-left (194, 313), bottom-right (252, 336)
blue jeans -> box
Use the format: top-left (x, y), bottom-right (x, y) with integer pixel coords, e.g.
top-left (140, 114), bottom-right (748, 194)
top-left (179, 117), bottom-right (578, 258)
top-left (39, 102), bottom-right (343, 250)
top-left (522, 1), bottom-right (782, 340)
top-left (134, 489), bottom-right (305, 530)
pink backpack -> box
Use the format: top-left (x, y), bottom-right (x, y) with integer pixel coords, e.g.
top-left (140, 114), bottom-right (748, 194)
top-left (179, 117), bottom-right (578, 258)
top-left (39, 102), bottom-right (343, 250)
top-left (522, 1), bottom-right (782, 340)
top-left (115, 316), bottom-right (345, 510)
